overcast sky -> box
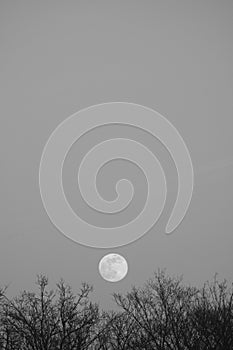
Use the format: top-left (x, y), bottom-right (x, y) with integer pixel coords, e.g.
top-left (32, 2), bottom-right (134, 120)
top-left (0, 0), bottom-right (233, 311)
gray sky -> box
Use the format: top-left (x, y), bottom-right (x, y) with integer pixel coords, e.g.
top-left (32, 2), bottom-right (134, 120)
top-left (0, 0), bottom-right (233, 311)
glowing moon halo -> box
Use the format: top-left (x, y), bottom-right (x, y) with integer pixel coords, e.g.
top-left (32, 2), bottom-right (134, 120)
top-left (98, 253), bottom-right (128, 282)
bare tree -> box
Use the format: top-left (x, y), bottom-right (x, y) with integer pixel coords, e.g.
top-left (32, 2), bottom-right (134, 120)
top-left (113, 269), bottom-right (203, 350)
top-left (0, 275), bottom-right (101, 350)
top-left (190, 274), bottom-right (233, 349)
top-left (1, 270), bottom-right (233, 350)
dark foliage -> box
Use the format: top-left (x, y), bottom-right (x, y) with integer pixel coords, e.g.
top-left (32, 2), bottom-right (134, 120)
top-left (0, 270), bottom-right (232, 350)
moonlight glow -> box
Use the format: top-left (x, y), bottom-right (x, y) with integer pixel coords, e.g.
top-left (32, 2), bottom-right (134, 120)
top-left (98, 253), bottom-right (128, 282)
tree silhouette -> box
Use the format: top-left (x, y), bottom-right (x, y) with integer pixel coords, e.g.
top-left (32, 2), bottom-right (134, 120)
top-left (0, 275), bottom-right (104, 350)
top-left (190, 274), bottom-right (233, 349)
top-left (113, 269), bottom-right (200, 350)
top-left (0, 270), bottom-right (233, 350)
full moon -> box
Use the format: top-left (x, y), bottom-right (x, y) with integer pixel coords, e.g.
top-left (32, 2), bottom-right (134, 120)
top-left (98, 253), bottom-right (128, 282)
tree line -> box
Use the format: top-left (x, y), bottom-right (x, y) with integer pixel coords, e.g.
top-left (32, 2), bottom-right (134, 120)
top-left (0, 269), bottom-right (232, 350)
